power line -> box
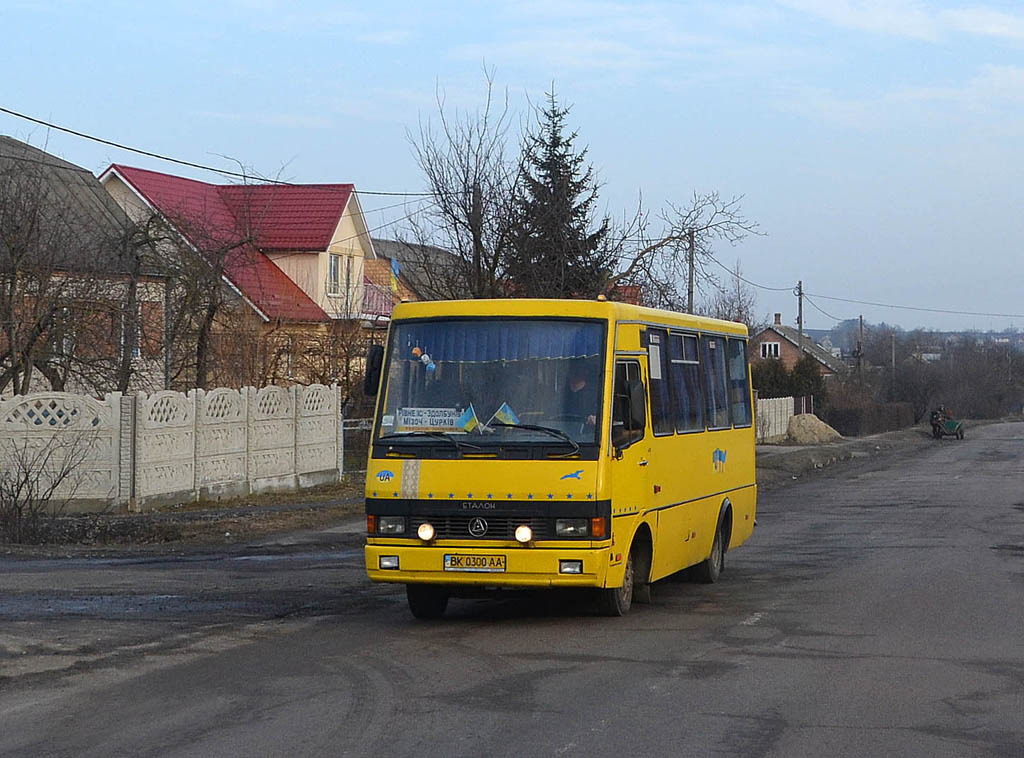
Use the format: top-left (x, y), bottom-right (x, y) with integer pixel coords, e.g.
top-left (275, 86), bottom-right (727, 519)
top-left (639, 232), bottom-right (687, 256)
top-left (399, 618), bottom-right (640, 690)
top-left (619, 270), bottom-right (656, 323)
top-left (705, 251), bottom-right (1024, 321)
top-left (332, 198), bottom-right (439, 247)
top-left (707, 255), bottom-right (793, 292)
top-left (0, 105), bottom-right (433, 197)
top-left (804, 290), bottom-right (1024, 320)
top-left (803, 294), bottom-right (845, 322)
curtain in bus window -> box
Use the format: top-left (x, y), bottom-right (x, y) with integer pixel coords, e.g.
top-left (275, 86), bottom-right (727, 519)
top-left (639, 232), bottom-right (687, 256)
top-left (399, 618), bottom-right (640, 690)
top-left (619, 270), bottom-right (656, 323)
top-left (396, 320), bottom-right (602, 362)
top-left (727, 338), bottom-right (752, 427)
top-left (702, 335), bottom-right (730, 429)
top-left (647, 328), bottom-right (673, 435)
top-left (669, 333), bottom-right (703, 432)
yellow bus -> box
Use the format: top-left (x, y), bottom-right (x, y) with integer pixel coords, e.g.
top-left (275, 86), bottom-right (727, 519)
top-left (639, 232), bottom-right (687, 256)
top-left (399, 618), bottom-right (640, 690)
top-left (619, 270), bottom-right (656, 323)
top-left (364, 298), bottom-right (756, 617)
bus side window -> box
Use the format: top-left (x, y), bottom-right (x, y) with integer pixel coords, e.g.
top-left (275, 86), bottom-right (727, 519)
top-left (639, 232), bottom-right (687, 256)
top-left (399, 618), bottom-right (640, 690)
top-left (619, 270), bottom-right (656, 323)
top-left (647, 328), bottom-right (674, 436)
top-left (669, 333), bottom-right (704, 432)
top-left (702, 335), bottom-right (730, 429)
top-left (727, 338), bottom-right (752, 427)
top-left (612, 360), bottom-right (645, 449)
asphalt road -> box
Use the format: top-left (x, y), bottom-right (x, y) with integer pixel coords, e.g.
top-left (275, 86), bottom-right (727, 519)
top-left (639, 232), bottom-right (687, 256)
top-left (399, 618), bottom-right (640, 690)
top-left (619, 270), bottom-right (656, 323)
top-left (2, 423), bottom-right (1023, 757)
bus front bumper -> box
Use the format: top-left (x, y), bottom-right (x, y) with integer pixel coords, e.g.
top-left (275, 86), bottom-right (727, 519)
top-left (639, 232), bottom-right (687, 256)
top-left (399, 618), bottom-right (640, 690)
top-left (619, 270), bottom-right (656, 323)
top-left (365, 543), bottom-right (612, 588)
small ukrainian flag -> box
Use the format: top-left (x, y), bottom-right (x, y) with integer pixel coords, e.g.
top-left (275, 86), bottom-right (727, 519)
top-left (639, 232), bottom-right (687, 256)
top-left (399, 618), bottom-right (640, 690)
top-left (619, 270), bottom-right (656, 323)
top-left (457, 404), bottom-right (479, 432)
top-left (390, 258), bottom-right (400, 293)
top-left (490, 402), bottom-right (520, 426)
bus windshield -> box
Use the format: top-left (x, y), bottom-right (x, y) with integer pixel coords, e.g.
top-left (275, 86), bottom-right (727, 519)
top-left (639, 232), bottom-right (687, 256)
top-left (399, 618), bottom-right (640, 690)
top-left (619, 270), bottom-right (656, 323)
top-left (375, 318), bottom-right (605, 453)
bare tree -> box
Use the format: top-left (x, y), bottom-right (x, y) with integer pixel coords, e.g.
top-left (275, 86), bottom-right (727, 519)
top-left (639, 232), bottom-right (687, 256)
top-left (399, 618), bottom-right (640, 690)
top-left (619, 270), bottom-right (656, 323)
top-left (0, 142), bottom-right (122, 394)
top-left (144, 179), bottom-right (274, 390)
top-left (404, 69), bottom-right (522, 299)
top-left (701, 259), bottom-right (762, 331)
top-left (403, 81), bottom-right (761, 310)
top-left (609, 191), bottom-right (762, 311)
top-left (297, 319), bottom-right (375, 413)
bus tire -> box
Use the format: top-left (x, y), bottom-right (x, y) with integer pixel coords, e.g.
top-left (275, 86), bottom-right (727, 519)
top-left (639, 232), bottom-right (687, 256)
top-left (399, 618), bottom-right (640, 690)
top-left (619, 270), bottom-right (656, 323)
top-left (632, 537), bottom-right (653, 604)
top-left (406, 584), bottom-right (449, 619)
top-left (596, 548), bottom-right (634, 616)
top-left (694, 521), bottom-right (725, 584)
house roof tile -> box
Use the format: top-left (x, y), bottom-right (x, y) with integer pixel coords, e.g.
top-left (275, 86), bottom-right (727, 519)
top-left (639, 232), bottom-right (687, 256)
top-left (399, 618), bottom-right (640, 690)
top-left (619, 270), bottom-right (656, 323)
top-left (106, 165), bottom-right (352, 322)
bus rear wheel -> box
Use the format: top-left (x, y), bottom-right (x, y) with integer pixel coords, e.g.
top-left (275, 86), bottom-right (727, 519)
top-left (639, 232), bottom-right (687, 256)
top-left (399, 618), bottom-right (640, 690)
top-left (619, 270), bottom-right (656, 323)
top-left (406, 584), bottom-right (449, 619)
top-left (694, 523), bottom-right (724, 584)
top-left (597, 549), bottom-right (634, 616)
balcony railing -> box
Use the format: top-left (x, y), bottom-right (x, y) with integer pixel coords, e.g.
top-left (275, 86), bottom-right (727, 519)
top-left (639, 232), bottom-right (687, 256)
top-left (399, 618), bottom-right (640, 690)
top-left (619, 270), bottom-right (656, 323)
top-left (360, 283), bottom-right (394, 319)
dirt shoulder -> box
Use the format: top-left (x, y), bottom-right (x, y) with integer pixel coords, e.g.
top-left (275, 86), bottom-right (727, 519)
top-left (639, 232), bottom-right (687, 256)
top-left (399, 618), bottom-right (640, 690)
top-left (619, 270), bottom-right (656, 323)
top-left (0, 478), bottom-right (365, 556)
top-left (4, 420), bottom-right (996, 554)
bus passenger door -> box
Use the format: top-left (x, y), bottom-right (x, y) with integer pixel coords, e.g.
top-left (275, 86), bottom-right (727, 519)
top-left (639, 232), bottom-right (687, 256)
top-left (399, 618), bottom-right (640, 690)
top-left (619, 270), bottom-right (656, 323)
top-left (610, 359), bottom-right (650, 545)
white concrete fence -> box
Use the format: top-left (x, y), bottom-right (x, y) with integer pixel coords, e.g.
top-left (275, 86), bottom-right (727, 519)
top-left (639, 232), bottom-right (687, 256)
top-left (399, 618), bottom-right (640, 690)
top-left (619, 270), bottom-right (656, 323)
top-left (755, 395), bottom-right (796, 443)
top-left (0, 385), bottom-right (350, 512)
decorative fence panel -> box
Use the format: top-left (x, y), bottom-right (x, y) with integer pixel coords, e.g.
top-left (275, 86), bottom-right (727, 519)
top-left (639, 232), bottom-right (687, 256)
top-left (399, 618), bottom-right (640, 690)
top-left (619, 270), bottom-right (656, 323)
top-left (195, 387), bottom-right (248, 499)
top-left (296, 384), bottom-right (337, 486)
top-left (755, 395), bottom-right (794, 443)
top-left (135, 390), bottom-right (197, 504)
top-left (248, 386), bottom-right (296, 493)
top-left (0, 392), bottom-right (121, 502)
top-left (0, 384), bottom-right (348, 512)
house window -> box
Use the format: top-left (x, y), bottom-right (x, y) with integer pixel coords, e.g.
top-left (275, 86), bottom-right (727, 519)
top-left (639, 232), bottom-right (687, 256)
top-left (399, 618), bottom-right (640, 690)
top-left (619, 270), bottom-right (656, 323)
top-left (328, 254), bottom-right (341, 295)
top-left (760, 341), bottom-right (780, 359)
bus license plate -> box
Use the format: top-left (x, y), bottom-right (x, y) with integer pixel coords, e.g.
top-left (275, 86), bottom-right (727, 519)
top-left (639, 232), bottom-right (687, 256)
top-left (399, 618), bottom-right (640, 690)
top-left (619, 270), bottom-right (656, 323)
top-left (443, 554), bottom-right (507, 572)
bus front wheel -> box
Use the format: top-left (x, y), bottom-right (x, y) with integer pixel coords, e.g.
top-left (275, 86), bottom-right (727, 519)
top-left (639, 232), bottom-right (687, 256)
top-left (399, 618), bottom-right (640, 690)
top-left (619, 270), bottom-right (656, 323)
top-left (597, 549), bottom-right (634, 616)
top-left (694, 522), bottom-right (725, 584)
top-left (406, 584), bottom-right (449, 619)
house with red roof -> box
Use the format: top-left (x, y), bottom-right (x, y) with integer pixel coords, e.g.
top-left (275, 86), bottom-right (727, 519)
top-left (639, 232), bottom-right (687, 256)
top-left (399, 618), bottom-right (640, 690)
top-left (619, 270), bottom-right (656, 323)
top-left (100, 165), bottom-right (383, 323)
top-left (99, 164), bottom-right (392, 387)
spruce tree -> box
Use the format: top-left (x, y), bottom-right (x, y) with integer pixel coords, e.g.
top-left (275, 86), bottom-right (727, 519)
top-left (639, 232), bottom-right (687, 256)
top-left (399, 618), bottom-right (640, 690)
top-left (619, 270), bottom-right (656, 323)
top-left (507, 90), bottom-right (612, 298)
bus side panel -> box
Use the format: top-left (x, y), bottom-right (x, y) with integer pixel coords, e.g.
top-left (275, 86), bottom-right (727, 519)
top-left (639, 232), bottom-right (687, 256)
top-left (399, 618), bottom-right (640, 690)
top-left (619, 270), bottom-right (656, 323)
top-left (729, 484), bottom-right (757, 547)
top-left (648, 425), bottom-right (755, 581)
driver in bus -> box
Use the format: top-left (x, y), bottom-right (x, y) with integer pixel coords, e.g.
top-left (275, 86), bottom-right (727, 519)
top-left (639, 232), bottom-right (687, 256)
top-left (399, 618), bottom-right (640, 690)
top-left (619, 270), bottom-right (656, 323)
top-left (564, 364), bottom-right (598, 427)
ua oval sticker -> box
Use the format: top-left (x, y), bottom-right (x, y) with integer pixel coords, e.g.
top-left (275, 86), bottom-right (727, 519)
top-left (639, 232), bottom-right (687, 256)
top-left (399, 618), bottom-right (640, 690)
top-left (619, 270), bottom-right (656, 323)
top-left (377, 470), bottom-right (395, 482)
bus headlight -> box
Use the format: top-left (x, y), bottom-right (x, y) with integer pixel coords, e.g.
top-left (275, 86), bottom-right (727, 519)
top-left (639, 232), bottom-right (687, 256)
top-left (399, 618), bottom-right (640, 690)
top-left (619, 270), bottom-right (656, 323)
top-left (555, 518), bottom-right (589, 537)
top-left (417, 522), bottom-right (436, 541)
top-left (514, 524), bottom-right (533, 543)
top-left (377, 516), bottom-right (406, 535)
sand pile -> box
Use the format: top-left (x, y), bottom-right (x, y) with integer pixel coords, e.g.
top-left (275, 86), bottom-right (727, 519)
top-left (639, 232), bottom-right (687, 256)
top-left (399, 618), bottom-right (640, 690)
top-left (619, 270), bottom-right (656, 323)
top-left (787, 413), bottom-right (842, 444)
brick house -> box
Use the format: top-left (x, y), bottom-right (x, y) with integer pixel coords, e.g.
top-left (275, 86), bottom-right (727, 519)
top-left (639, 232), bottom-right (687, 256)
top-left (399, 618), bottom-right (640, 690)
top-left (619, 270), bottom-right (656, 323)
top-left (0, 137), bottom-right (167, 395)
top-left (750, 313), bottom-right (846, 377)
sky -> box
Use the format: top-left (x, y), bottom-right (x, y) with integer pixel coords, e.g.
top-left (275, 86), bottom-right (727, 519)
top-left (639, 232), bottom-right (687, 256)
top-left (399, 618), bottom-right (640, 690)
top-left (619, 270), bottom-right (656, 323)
top-left (2, 0), bottom-right (1023, 332)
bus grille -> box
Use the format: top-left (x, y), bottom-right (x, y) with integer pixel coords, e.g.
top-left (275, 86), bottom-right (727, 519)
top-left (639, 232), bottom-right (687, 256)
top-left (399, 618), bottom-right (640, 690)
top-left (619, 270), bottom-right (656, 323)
top-left (410, 516), bottom-right (550, 540)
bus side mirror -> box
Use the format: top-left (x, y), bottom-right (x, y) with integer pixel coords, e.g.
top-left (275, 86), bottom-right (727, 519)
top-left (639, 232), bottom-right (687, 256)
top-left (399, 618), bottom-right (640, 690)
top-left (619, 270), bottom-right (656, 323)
top-left (364, 344), bottom-right (384, 396)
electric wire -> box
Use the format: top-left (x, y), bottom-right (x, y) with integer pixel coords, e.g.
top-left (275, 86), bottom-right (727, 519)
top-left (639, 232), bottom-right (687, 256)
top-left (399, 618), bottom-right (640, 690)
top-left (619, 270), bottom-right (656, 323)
top-left (803, 294), bottom-right (845, 322)
top-left (803, 290), bottom-right (1024, 320)
top-left (6, 105), bottom-right (1023, 317)
top-left (707, 254), bottom-right (793, 291)
top-left (0, 105), bottom-right (433, 197)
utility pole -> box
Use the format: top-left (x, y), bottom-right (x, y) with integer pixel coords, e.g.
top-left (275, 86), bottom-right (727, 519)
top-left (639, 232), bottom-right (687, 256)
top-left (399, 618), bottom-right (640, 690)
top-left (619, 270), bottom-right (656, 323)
top-left (891, 332), bottom-right (896, 400)
top-left (686, 228), bottom-right (695, 314)
top-left (796, 280), bottom-right (804, 352)
top-left (857, 314), bottom-right (864, 385)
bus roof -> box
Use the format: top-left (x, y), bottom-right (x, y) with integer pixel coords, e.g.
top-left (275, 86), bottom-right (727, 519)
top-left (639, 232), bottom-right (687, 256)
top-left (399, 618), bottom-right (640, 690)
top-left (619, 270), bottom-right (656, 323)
top-left (389, 298), bottom-right (749, 337)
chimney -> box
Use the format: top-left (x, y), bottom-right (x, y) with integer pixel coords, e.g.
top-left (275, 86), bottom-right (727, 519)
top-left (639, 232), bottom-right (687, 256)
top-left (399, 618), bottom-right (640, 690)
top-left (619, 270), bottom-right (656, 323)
top-left (774, 313), bottom-right (782, 326)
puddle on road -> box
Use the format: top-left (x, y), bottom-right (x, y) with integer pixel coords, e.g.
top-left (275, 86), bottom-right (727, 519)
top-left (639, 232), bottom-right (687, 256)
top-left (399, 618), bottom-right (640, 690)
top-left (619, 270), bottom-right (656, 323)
top-left (0, 549), bottom-right (362, 573)
top-left (0, 594), bottom-right (268, 620)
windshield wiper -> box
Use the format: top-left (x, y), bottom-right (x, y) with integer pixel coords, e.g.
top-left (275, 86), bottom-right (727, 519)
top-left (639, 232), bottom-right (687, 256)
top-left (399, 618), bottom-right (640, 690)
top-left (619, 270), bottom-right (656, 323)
top-left (489, 422), bottom-right (581, 457)
top-left (379, 431), bottom-right (482, 451)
